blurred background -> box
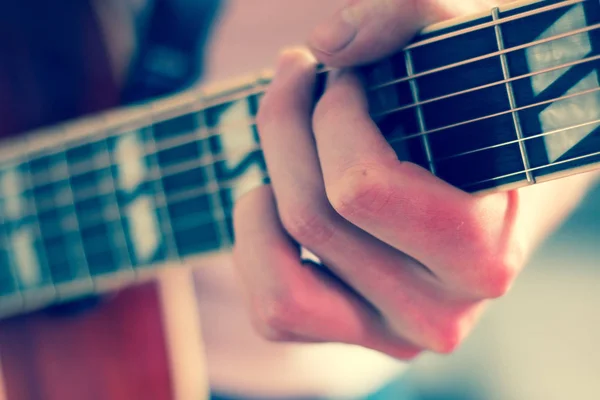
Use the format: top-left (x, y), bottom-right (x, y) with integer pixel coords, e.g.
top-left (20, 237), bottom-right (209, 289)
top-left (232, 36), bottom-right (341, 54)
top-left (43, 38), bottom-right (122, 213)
top-left (203, 1), bottom-right (600, 399)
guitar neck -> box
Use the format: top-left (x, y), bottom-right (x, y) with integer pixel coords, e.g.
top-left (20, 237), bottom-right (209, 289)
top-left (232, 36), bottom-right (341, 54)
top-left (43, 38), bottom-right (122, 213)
top-left (0, 0), bottom-right (599, 317)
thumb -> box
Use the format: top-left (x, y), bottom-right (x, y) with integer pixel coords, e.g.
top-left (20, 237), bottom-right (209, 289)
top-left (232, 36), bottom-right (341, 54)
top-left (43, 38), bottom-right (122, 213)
top-left (306, 0), bottom-right (456, 67)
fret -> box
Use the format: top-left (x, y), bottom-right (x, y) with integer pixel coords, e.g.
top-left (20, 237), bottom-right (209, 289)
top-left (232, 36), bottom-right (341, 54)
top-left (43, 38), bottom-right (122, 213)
top-left (493, 7), bottom-right (535, 185)
top-left (205, 93), bottom-right (268, 234)
top-left (443, 143), bottom-right (531, 192)
top-left (152, 110), bottom-right (222, 257)
top-left (501, 0), bottom-right (600, 180)
top-left (146, 112), bottom-right (181, 264)
top-left (48, 137), bottom-right (95, 297)
top-left (0, 158), bottom-right (56, 318)
top-left (390, 10), bottom-right (529, 191)
top-left (95, 136), bottom-right (134, 272)
top-left (2, 158), bottom-right (57, 305)
top-left (196, 101), bottom-right (233, 250)
top-left (464, 148), bottom-right (600, 192)
top-left (30, 172), bottom-right (72, 290)
top-left (17, 158), bottom-right (59, 307)
top-left (110, 127), bottom-right (172, 267)
top-left (72, 136), bottom-right (135, 283)
top-left (0, 205), bottom-right (23, 306)
top-left (406, 0), bottom-right (587, 51)
top-left (404, 50), bottom-right (436, 174)
top-left (362, 59), bottom-right (430, 170)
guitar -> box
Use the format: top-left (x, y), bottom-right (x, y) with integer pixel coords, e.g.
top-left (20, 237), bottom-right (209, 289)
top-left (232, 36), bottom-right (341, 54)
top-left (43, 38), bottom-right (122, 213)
top-left (0, 0), bottom-right (598, 398)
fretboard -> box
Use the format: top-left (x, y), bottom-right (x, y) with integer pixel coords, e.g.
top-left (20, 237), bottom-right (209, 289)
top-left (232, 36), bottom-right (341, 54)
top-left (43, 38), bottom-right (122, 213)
top-left (0, 0), bottom-right (598, 317)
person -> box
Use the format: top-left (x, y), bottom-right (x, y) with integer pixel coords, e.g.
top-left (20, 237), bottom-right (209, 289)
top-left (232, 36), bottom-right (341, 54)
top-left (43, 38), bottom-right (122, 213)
top-left (1, 0), bottom-right (599, 399)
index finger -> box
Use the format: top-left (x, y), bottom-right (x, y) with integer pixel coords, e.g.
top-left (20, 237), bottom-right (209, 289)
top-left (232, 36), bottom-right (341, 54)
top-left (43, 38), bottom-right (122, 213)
top-left (312, 70), bottom-right (520, 298)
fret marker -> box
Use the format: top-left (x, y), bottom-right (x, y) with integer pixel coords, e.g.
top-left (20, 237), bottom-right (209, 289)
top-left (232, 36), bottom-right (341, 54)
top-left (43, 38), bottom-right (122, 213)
top-left (1, 167), bottom-right (43, 288)
top-left (128, 197), bottom-right (160, 262)
top-left (526, 4), bottom-right (600, 163)
top-left (115, 130), bottom-right (161, 263)
top-left (2, 169), bottom-right (23, 219)
top-left (116, 131), bottom-right (146, 191)
top-left (219, 100), bottom-right (264, 201)
top-left (12, 230), bottom-right (42, 287)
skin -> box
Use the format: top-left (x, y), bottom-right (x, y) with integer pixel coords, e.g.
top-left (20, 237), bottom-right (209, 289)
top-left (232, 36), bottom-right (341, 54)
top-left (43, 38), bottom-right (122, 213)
top-left (232, 0), bottom-right (600, 359)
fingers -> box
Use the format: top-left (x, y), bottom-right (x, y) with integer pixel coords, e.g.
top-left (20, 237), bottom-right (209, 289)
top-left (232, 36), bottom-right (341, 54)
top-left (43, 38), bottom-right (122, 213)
top-left (233, 185), bottom-right (484, 354)
top-left (313, 70), bottom-right (523, 299)
top-left (307, 0), bottom-right (517, 68)
top-left (232, 185), bottom-right (422, 359)
top-left (307, 0), bottom-right (445, 67)
top-left (256, 48), bottom-right (417, 329)
top-left (254, 49), bottom-right (488, 353)
top-left (238, 35), bottom-right (525, 359)
top-left (255, 48), bottom-right (327, 223)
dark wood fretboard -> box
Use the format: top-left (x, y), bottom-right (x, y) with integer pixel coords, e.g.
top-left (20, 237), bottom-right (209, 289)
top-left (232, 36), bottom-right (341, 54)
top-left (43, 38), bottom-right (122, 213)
top-left (0, 0), bottom-right (598, 317)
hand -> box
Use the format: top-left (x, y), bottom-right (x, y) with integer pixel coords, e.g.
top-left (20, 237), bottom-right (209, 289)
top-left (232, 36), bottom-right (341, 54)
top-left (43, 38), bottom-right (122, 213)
top-left (232, 0), bottom-right (598, 359)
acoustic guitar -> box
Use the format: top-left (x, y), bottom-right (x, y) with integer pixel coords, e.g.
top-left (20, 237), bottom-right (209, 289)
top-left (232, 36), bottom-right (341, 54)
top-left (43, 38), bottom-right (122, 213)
top-left (0, 0), bottom-right (598, 398)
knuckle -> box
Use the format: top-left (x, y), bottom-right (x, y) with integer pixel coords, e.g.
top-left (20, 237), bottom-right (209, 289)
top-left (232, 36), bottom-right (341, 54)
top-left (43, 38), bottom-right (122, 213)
top-left (431, 329), bottom-right (463, 355)
top-left (478, 255), bottom-right (519, 299)
top-left (387, 310), bottom-right (465, 355)
top-left (328, 164), bottom-right (393, 219)
top-left (280, 205), bottom-right (335, 246)
top-left (458, 215), bottom-right (521, 300)
top-left (465, 239), bottom-right (522, 300)
top-left (254, 293), bottom-right (306, 342)
top-left (253, 319), bottom-right (295, 342)
top-left (425, 318), bottom-right (465, 355)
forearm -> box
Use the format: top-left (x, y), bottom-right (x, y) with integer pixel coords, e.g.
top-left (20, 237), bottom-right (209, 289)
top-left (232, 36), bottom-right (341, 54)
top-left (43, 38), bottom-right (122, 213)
top-left (515, 170), bottom-right (600, 256)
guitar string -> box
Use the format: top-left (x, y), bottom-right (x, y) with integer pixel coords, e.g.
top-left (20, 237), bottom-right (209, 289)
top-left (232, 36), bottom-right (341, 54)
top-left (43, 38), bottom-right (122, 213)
top-left (10, 144), bottom-right (600, 295)
top-left (1, 6), bottom-right (598, 234)
top-left (3, 147), bottom-right (600, 287)
top-left (401, 0), bottom-right (586, 51)
top-left (463, 149), bottom-right (600, 189)
top-left (101, 24), bottom-right (600, 153)
top-left (368, 22), bottom-right (600, 92)
top-left (17, 42), bottom-right (599, 190)
top-left (1, 0), bottom-right (596, 167)
top-left (4, 124), bottom-right (600, 250)
top-left (387, 85), bottom-right (600, 143)
top-left (370, 53), bottom-right (600, 119)
top-left (156, 50), bottom-right (600, 152)
top-left (11, 140), bottom-right (600, 296)
top-left (1, 0), bottom-right (594, 296)
top-left (17, 105), bottom-right (600, 226)
top-left (19, 78), bottom-right (600, 196)
top-left (434, 118), bottom-right (600, 163)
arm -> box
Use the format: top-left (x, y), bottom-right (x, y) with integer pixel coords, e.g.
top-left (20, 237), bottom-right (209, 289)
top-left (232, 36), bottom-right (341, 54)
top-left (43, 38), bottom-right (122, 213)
top-left (231, 0), bottom-right (600, 358)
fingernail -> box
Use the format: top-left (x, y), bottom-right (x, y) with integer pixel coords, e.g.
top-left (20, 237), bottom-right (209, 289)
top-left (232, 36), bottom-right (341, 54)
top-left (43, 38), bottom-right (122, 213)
top-left (273, 50), bottom-right (292, 81)
top-left (272, 48), bottom-right (306, 82)
top-left (309, 7), bottom-right (359, 55)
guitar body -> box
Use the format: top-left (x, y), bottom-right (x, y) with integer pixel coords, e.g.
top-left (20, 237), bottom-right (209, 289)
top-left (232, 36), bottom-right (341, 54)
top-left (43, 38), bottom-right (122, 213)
top-left (0, 2), bottom-right (218, 398)
top-left (0, 283), bottom-right (174, 400)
